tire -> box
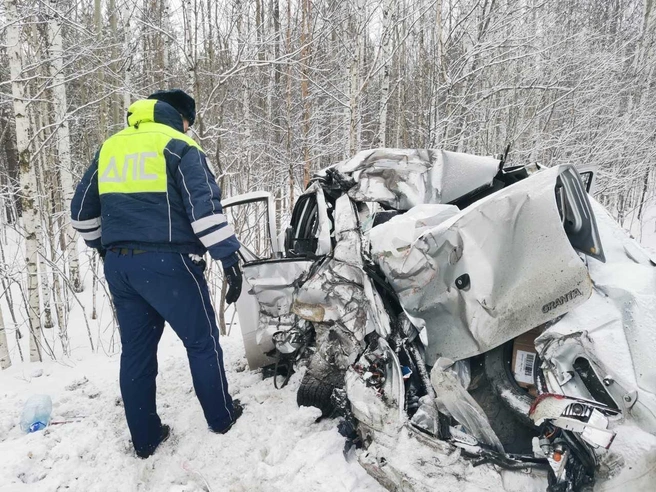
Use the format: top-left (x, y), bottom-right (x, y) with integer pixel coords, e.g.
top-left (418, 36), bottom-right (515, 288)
top-left (297, 372), bottom-right (340, 417)
top-left (466, 342), bottom-right (539, 454)
top-left (484, 342), bottom-right (536, 427)
top-left (468, 371), bottom-right (538, 454)
top-left (296, 325), bottom-right (349, 418)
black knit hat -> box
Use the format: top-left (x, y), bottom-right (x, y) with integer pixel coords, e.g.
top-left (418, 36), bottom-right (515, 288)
top-left (148, 89), bottom-right (196, 126)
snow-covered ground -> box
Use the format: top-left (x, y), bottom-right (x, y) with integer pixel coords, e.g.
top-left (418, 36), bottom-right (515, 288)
top-left (0, 238), bottom-right (383, 492)
top-left (0, 321), bottom-right (384, 491)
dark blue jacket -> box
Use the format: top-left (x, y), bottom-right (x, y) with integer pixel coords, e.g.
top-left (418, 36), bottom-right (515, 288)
top-left (70, 99), bottom-right (239, 267)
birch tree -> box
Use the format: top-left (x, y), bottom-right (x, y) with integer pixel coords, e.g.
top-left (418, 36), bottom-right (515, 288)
top-left (5, 0), bottom-right (43, 362)
top-left (0, 300), bottom-right (9, 369)
top-left (374, 0), bottom-right (396, 147)
top-left (47, 1), bottom-right (83, 293)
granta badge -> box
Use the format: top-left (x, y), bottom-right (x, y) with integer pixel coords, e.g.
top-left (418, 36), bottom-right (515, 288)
top-left (542, 288), bottom-right (584, 314)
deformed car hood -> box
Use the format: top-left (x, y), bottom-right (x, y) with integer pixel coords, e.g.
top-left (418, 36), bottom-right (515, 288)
top-left (323, 148), bottom-right (500, 210)
top-left (370, 165), bottom-right (593, 363)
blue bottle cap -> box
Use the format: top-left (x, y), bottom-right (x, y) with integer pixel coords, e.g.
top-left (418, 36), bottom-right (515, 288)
top-left (28, 421), bottom-right (46, 433)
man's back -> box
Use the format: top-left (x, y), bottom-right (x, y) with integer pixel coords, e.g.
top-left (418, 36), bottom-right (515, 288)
top-left (72, 97), bottom-right (240, 265)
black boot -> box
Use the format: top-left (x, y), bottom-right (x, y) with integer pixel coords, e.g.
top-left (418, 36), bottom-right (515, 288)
top-left (211, 400), bottom-right (244, 434)
top-left (136, 424), bottom-right (171, 459)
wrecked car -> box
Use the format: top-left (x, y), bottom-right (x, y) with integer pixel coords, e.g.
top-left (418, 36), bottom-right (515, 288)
top-left (225, 149), bottom-right (656, 492)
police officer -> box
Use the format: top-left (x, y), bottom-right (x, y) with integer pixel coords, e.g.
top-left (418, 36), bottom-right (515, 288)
top-left (71, 89), bottom-right (243, 458)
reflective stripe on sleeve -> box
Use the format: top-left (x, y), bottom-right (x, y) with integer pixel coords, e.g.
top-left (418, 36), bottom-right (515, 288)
top-left (80, 228), bottom-right (102, 241)
top-left (71, 217), bottom-right (101, 230)
top-left (191, 214), bottom-right (227, 234)
top-left (199, 225), bottom-right (235, 248)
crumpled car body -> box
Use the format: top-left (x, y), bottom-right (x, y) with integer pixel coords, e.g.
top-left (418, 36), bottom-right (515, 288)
top-left (228, 149), bottom-right (656, 492)
top-left (370, 165), bottom-right (597, 364)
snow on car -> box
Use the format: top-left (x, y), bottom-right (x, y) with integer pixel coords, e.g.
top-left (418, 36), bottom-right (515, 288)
top-left (226, 149), bottom-right (656, 492)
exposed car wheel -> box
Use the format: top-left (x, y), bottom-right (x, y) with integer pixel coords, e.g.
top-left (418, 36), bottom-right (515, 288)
top-left (297, 371), bottom-right (342, 417)
top-left (468, 371), bottom-right (538, 454)
top-left (296, 324), bottom-right (353, 417)
top-left (466, 342), bottom-right (539, 454)
top-left (484, 341), bottom-right (536, 427)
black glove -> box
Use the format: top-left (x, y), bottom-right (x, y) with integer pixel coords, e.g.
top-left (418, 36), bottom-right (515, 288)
top-left (97, 248), bottom-right (107, 261)
top-left (224, 263), bottom-right (243, 304)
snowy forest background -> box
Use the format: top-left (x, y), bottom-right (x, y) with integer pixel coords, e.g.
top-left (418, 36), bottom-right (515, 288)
top-left (0, 0), bottom-right (655, 368)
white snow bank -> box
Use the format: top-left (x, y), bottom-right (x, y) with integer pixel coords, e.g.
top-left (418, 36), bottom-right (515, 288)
top-left (0, 328), bottom-right (383, 492)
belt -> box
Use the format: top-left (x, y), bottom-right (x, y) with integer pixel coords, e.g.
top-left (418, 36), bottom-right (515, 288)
top-left (110, 248), bottom-right (147, 255)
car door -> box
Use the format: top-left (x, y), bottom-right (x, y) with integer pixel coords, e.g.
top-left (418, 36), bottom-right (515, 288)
top-left (222, 191), bottom-right (320, 369)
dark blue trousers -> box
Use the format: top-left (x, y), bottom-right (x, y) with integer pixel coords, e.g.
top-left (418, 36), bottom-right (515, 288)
top-left (104, 250), bottom-right (234, 455)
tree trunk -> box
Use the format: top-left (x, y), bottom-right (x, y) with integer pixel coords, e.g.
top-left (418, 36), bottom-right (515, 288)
top-left (375, 0), bottom-right (395, 147)
top-left (429, 0), bottom-right (444, 148)
top-left (109, 0), bottom-right (120, 128)
top-left (286, 0), bottom-right (294, 207)
top-left (6, 0), bottom-right (43, 362)
top-left (0, 106), bottom-right (20, 220)
top-left (33, 112), bottom-right (54, 331)
top-left (48, 2), bottom-right (83, 293)
top-left (95, 0), bottom-right (107, 141)
top-left (348, 42), bottom-right (359, 155)
top-left (0, 304), bottom-right (10, 369)
top-left (237, 3), bottom-right (252, 193)
top-left (301, 0), bottom-right (312, 186)
top-left (0, 237), bottom-right (23, 363)
top-left (348, 0), bottom-right (365, 155)
top-left (122, 0), bottom-right (135, 113)
top-left (183, 0), bottom-right (196, 95)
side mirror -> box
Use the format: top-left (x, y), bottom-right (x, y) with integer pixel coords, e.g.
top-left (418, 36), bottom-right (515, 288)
top-left (284, 226), bottom-right (294, 255)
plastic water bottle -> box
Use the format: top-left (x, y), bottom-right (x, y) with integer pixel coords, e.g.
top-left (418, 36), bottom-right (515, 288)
top-left (19, 395), bottom-right (52, 433)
